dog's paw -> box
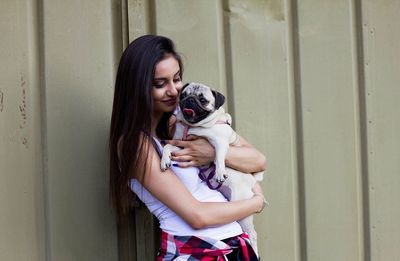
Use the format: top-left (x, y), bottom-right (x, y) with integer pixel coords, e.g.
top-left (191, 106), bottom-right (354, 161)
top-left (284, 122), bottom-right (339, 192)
top-left (160, 158), bottom-right (171, 171)
top-left (216, 177), bottom-right (225, 183)
top-left (215, 169), bottom-right (228, 183)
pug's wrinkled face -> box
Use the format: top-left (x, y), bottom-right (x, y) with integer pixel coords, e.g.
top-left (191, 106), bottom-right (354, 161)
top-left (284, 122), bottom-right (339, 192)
top-left (179, 82), bottom-right (225, 123)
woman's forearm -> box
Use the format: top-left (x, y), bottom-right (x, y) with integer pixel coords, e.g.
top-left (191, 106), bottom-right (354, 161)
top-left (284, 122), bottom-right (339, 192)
top-left (225, 136), bottom-right (266, 173)
top-left (192, 195), bottom-right (265, 229)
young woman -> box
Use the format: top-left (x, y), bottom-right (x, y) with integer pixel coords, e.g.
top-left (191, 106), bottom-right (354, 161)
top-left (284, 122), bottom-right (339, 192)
top-left (109, 35), bottom-right (266, 260)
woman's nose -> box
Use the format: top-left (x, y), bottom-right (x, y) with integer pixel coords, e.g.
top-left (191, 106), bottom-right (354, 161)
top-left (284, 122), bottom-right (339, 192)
top-left (166, 81), bottom-right (179, 96)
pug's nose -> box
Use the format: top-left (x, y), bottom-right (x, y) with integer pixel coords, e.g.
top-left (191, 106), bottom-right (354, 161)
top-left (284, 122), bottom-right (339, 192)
top-left (186, 97), bottom-right (197, 107)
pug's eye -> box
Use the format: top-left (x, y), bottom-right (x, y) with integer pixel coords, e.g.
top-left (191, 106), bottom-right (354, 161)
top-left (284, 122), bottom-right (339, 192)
top-left (199, 97), bottom-right (208, 104)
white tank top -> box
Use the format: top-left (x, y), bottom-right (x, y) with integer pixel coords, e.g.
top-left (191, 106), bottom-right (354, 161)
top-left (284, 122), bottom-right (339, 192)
top-left (130, 138), bottom-right (242, 240)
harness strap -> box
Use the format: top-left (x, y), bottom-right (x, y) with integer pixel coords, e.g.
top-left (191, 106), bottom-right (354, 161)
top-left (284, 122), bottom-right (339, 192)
top-left (198, 164), bottom-right (222, 190)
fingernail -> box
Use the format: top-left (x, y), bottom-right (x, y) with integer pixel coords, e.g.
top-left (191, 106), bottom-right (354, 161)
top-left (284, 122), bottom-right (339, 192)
top-left (172, 163), bottom-right (179, 167)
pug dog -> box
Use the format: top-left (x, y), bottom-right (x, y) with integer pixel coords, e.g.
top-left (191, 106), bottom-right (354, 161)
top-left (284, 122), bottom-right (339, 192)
top-left (160, 82), bottom-right (264, 255)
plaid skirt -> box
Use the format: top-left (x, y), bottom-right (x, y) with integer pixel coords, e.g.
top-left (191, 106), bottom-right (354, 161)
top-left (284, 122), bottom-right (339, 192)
top-left (156, 231), bottom-right (259, 261)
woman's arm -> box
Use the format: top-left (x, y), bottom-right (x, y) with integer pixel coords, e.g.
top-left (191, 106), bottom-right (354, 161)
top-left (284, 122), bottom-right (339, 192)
top-left (137, 141), bottom-right (265, 229)
top-left (225, 134), bottom-right (266, 173)
top-left (166, 135), bottom-right (266, 173)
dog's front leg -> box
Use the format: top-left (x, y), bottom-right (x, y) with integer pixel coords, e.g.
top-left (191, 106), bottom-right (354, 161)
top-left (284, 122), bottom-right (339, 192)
top-left (160, 144), bottom-right (180, 171)
top-left (208, 138), bottom-right (229, 183)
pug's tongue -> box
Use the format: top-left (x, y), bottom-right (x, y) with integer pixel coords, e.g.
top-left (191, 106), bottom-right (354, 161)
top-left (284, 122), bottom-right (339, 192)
top-left (183, 108), bottom-right (196, 117)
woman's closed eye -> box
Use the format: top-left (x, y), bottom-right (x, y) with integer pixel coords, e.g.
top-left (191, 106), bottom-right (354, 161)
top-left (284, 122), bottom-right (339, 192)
top-left (153, 77), bottom-right (181, 89)
top-left (153, 81), bottom-right (165, 88)
top-left (173, 76), bottom-right (181, 83)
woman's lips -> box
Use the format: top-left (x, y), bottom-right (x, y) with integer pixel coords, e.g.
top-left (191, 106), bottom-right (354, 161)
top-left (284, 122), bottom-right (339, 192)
top-left (162, 98), bottom-right (177, 106)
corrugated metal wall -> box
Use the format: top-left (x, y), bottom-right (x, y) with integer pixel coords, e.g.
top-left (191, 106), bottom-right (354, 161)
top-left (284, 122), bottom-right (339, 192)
top-left (0, 0), bottom-right (120, 260)
top-left (1, 0), bottom-right (399, 261)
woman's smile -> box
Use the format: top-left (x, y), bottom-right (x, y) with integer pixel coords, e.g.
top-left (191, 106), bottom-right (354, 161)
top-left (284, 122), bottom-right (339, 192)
top-left (162, 98), bottom-right (178, 106)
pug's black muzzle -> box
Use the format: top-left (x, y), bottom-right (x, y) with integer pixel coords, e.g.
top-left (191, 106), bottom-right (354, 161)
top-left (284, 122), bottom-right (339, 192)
top-left (179, 95), bottom-right (211, 123)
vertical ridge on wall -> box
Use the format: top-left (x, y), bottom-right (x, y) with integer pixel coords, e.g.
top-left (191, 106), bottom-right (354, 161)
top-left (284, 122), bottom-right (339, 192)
top-left (350, 0), bottom-right (370, 260)
top-left (222, 0), bottom-right (236, 124)
top-left (36, 0), bottom-right (50, 259)
top-left (121, 0), bottom-right (129, 49)
top-left (215, 1), bottom-right (229, 111)
top-left (27, 0), bottom-right (47, 260)
top-left (148, 0), bottom-right (157, 35)
top-left (286, 0), bottom-right (306, 260)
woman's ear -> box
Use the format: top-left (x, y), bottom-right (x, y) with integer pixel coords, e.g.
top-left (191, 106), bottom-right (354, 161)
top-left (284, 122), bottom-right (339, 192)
top-left (212, 90), bottom-right (225, 109)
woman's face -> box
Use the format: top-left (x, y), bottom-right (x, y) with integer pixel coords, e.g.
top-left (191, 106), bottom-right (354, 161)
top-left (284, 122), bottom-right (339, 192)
top-left (152, 55), bottom-right (183, 118)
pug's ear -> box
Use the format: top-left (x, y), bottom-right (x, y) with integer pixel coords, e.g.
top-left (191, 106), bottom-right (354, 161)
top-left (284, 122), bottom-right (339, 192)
top-left (212, 90), bottom-right (225, 109)
top-left (180, 83), bottom-right (190, 99)
top-left (181, 82), bottom-right (190, 92)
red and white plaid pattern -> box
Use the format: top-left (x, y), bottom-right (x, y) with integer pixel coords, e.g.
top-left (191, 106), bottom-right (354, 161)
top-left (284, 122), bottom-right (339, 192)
top-left (156, 231), bottom-right (259, 261)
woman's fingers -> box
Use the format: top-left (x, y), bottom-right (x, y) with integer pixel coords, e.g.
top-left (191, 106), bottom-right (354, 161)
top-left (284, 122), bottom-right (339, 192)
top-left (166, 139), bottom-right (190, 148)
top-left (171, 147), bottom-right (193, 157)
top-left (173, 161), bottom-right (196, 168)
top-left (252, 182), bottom-right (264, 196)
top-left (166, 137), bottom-right (215, 167)
top-left (185, 135), bottom-right (199, 141)
top-left (171, 154), bottom-right (192, 162)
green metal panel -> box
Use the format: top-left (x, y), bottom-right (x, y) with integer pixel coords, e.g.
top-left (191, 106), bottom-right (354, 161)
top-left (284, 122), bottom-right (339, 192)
top-left (296, 0), bottom-right (364, 260)
top-left (0, 1), bottom-right (45, 260)
top-left (40, 0), bottom-right (120, 260)
top-left (362, 1), bottom-right (400, 260)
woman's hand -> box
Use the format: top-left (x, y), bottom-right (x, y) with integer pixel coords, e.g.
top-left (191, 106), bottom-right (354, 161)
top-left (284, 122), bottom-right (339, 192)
top-left (252, 182), bottom-right (267, 213)
top-left (166, 135), bottom-right (215, 167)
top-left (252, 182), bottom-right (264, 196)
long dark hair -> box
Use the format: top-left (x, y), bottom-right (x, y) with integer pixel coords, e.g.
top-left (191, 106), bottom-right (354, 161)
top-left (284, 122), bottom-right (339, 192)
top-left (109, 35), bottom-right (183, 220)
